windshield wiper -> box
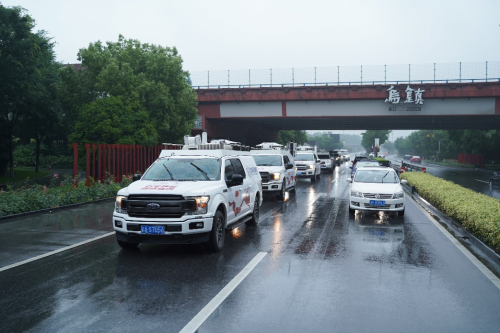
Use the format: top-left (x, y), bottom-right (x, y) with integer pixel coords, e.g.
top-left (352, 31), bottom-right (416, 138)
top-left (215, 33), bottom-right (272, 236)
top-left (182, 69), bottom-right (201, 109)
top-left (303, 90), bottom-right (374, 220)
top-left (163, 164), bottom-right (174, 180)
top-left (190, 162), bottom-right (210, 180)
top-left (381, 172), bottom-right (390, 183)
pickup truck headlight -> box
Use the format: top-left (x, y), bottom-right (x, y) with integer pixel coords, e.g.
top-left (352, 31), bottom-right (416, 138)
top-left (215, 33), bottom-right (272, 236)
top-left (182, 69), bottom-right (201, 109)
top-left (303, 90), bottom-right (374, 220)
top-left (308, 164), bottom-right (314, 169)
top-left (351, 190), bottom-right (363, 198)
top-left (115, 195), bottom-right (128, 214)
top-left (392, 191), bottom-right (404, 199)
top-left (271, 172), bottom-right (281, 180)
top-left (186, 196), bottom-right (210, 214)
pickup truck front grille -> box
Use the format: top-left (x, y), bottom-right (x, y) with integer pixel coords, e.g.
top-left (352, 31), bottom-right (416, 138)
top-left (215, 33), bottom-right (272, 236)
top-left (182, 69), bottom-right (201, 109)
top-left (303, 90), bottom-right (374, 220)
top-left (124, 194), bottom-right (195, 219)
top-left (259, 172), bottom-right (270, 182)
top-left (296, 164), bottom-right (307, 170)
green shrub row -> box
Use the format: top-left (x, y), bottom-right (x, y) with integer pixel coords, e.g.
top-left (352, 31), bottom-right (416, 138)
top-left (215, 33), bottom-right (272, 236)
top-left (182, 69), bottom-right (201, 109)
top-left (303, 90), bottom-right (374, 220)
top-left (0, 174), bottom-right (131, 217)
top-left (373, 157), bottom-right (391, 167)
top-left (400, 172), bottom-right (500, 253)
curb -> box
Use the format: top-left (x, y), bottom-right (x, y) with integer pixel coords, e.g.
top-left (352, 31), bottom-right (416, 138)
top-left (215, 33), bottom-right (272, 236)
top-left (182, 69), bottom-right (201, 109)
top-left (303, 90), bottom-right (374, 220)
top-left (0, 197), bottom-right (115, 223)
top-left (402, 183), bottom-right (500, 275)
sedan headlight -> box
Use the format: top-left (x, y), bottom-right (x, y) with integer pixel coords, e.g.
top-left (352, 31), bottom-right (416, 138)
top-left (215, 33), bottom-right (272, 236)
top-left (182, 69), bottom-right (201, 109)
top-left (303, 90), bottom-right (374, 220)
top-left (271, 172), bottom-right (281, 180)
top-left (115, 195), bottom-right (128, 214)
top-left (351, 190), bottom-right (363, 198)
top-left (308, 164), bottom-right (314, 169)
top-left (186, 196), bottom-right (210, 214)
top-left (392, 191), bottom-right (404, 199)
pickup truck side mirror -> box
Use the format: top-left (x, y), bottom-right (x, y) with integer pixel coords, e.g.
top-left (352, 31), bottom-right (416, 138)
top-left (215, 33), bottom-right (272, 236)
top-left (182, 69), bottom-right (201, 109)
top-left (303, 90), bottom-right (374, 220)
top-left (285, 163), bottom-right (294, 170)
top-left (132, 174), bottom-right (141, 182)
top-left (316, 159), bottom-right (321, 163)
top-left (227, 174), bottom-right (244, 187)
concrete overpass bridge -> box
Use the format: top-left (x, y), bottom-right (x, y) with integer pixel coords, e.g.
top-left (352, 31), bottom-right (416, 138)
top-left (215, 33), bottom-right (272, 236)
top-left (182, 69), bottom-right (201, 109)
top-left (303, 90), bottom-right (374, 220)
top-left (192, 81), bottom-right (500, 146)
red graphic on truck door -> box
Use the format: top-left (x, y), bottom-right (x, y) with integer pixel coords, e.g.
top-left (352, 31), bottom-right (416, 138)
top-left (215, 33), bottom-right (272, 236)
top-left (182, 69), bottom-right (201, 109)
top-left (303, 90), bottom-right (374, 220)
top-left (228, 188), bottom-right (251, 216)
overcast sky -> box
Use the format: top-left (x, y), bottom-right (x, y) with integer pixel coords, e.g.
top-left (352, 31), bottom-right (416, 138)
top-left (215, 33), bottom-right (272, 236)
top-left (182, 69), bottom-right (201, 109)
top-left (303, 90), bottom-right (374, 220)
top-left (3, 0), bottom-right (499, 138)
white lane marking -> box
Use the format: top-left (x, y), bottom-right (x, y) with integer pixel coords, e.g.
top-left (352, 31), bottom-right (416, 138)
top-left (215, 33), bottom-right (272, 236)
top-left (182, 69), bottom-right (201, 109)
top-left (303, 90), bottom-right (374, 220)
top-left (475, 179), bottom-right (490, 184)
top-left (0, 231), bottom-right (115, 272)
top-left (409, 197), bottom-right (500, 290)
top-left (179, 252), bottom-right (267, 333)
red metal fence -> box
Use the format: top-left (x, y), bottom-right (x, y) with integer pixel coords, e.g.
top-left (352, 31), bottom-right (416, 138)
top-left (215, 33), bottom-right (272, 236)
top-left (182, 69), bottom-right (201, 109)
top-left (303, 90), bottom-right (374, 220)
top-left (458, 153), bottom-right (484, 167)
top-left (72, 143), bottom-right (181, 186)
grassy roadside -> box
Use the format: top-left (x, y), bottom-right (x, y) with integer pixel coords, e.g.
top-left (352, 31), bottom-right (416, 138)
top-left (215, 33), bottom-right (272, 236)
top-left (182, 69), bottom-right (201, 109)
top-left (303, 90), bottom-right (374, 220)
top-left (0, 168), bottom-right (50, 184)
top-left (400, 172), bottom-right (500, 254)
top-left (0, 174), bottom-right (132, 217)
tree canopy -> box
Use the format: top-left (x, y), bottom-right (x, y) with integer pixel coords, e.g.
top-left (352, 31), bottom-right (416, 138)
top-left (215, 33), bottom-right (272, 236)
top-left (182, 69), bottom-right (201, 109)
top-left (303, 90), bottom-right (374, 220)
top-left (59, 35), bottom-right (198, 145)
top-left (278, 130), bottom-right (308, 145)
top-left (361, 130), bottom-right (391, 152)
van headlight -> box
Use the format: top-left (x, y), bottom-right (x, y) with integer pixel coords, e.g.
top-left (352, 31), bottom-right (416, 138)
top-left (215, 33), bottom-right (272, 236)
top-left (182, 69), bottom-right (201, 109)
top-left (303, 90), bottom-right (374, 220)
top-left (186, 196), bottom-right (210, 214)
top-left (115, 195), bottom-right (128, 214)
top-left (351, 190), bottom-right (363, 198)
top-left (392, 191), bottom-right (404, 199)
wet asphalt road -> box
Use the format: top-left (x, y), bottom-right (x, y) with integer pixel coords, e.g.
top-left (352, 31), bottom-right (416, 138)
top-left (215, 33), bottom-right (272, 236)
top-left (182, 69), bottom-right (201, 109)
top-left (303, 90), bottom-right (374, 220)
top-left (1, 162), bottom-right (499, 332)
top-left (387, 155), bottom-right (500, 199)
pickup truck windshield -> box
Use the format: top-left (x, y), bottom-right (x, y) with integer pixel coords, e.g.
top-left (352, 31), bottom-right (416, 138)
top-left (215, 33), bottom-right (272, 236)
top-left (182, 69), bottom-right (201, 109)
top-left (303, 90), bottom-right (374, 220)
top-left (143, 158), bottom-right (221, 181)
top-left (295, 154), bottom-right (315, 161)
top-left (252, 155), bottom-right (282, 166)
top-left (317, 154), bottom-right (330, 159)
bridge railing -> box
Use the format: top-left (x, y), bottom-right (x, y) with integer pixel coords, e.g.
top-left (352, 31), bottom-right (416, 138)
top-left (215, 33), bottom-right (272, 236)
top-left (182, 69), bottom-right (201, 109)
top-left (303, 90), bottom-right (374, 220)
top-left (190, 61), bottom-right (500, 89)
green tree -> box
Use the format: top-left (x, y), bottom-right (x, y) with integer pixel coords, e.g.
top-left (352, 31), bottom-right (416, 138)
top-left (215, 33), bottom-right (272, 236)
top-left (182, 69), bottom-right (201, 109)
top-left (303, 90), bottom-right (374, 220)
top-left (69, 96), bottom-right (158, 146)
top-left (278, 130), bottom-right (307, 145)
top-left (0, 5), bottom-right (56, 177)
top-left (361, 130), bottom-right (391, 152)
top-left (60, 35), bottom-right (198, 144)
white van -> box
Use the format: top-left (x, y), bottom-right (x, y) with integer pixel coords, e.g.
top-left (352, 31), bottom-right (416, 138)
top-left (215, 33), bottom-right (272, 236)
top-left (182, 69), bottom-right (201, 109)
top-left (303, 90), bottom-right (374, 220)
top-left (113, 135), bottom-right (263, 252)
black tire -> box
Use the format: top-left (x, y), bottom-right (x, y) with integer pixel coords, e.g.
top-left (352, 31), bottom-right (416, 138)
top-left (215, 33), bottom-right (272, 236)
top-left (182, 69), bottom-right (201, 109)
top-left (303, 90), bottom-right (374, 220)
top-left (290, 180), bottom-right (296, 192)
top-left (246, 195), bottom-right (260, 225)
top-left (397, 209), bottom-right (405, 217)
top-left (117, 239), bottom-right (139, 250)
top-left (208, 210), bottom-right (225, 252)
top-left (311, 175), bottom-right (316, 183)
top-left (348, 206), bottom-right (355, 215)
top-left (317, 171), bottom-right (320, 179)
top-left (276, 180), bottom-right (286, 200)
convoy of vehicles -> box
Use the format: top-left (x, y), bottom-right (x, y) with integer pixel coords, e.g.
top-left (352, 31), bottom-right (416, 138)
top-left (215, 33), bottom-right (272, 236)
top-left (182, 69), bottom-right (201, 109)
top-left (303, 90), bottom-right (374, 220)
top-left (113, 135), bottom-right (413, 251)
top-left (346, 166), bottom-right (407, 216)
top-left (251, 142), bottom-right (297, 200)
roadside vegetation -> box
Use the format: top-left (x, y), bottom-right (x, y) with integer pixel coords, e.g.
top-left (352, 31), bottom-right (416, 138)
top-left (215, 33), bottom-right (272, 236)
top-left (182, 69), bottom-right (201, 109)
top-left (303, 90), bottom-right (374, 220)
top-left (400, 172), bottom-right (500, 254)
top-left (0, 174), bottom-right (132, 217)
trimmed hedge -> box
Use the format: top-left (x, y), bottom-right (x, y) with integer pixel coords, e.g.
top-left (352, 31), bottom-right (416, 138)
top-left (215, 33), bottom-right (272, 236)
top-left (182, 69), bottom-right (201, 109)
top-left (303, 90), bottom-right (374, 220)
top-left (0, 174), bottom-right (131, 217)
top-left (400, 172), bottom-right (500, 253)
top-left (374, 157), bottom-right (391, 167)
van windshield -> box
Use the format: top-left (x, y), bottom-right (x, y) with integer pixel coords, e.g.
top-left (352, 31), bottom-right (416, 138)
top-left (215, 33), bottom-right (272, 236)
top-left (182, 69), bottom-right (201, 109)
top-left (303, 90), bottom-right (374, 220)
top-left (143, 158), bottom-right (221, 181)
top-left (252, 155), bottom-right (282, 166)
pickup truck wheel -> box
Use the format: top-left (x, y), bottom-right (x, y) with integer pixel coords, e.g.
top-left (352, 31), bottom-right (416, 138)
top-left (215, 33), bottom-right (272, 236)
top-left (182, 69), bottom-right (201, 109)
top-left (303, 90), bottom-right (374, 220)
top-left (117, 239), bottom-right (139, 250)
top-left (397, 209), bottom-right (405, 217)
top-left (246, 195), bottom-right (260, 225)
top-left (276, 180), bottom-right (286, 200)
top-left (310, 175), bottom-right (316, 183)
top-left (208, 210), bottom-right (225, 252)
top-left (348, 206), bottom-right (355, 215)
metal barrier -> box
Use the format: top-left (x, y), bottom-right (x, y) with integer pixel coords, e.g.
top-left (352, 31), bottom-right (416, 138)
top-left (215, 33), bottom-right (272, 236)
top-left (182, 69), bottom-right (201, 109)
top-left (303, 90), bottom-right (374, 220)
top-left (401, 161), bottom-right (427, 173)
top-left (72, 143), bottom-right (181, 186)
top-left (190, 61), bottom-right (500, 89)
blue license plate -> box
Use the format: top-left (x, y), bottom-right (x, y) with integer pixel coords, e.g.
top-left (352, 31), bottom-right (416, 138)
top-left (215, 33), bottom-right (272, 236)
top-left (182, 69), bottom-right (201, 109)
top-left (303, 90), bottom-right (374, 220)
top-left (297, 172), bottom-right (302, 176)
top-left (369, 200), bottom-right (386, 206)
top-left (141, 225), bottom-right (165, 234)
top-left (321, 165), bottom-right (325, 168)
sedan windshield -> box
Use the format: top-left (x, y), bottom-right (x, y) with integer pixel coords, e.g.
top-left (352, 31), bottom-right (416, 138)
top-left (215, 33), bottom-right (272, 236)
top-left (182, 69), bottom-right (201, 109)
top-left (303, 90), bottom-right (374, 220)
top-left (143, 158), bottom-right (221, 181)
top-left (295, 154), bottom-right (315, 161)
top-left (356, 162), bottom-right (380, 168)
top-left (252, 155), bottom-right (282, 166)
top-left (354, 170), bottom-right (399, 183)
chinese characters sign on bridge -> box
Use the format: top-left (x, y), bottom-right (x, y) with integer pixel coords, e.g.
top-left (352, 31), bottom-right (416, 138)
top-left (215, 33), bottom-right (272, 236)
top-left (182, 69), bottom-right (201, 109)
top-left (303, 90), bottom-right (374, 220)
top-left (385, 85), bottom-right (425, 105)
